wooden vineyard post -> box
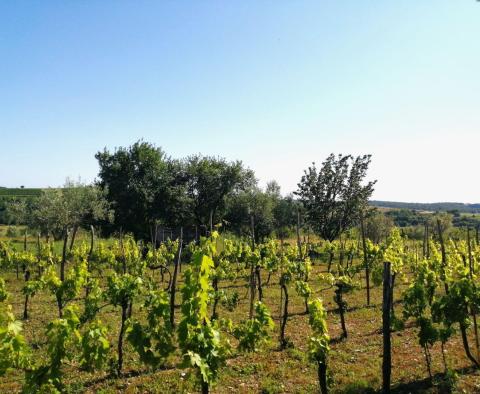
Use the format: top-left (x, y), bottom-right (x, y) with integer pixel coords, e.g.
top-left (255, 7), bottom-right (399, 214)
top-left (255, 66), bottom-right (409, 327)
top-left (436, 219), bottom-right (449, 294)
top-left (382, 261), bottom-right (392, 394)
top-left (360, 215), bottom-right (370, 306)
top-left (249, 214), bottom-right (256, 319)
top-left (170, 227), bottom-right (183, 327)
top-left (296, 209), bottom-right (302, 259)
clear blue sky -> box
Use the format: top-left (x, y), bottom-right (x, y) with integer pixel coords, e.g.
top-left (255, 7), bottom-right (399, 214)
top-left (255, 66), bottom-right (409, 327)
top-left (1, 1), bottom-right (479, 202)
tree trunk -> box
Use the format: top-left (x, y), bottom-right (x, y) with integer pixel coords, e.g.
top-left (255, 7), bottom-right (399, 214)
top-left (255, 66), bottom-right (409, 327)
top-left (327, 252), bottom-right (334, 273)
top-left (256, 265), bottom-right (263, 302)
top-left (317, 362), bottom-right (328, 394)
top-left (460, 322), bottom-right (480, 368)
top-left (23, 270), bottom-right (31, 320)
top-left (61, 229), bottom-right (68, 282)
top-left (266, 271), bottom-right (272, 286)
top-left (335, 286), bottom-right (347, 339)
top-left (69, 225), bottom-right (78, 251)
top-left (37, 233), bottom-right (42, 277)
top-left (423, 345), bottom-right (433, 382)
top-left (117, 303), bottom-right (128, 375)
top-left (201, 380), bottom-right (209, 394)
top-left (211, 276), bottom-right (219, 321)
top-left (57, 228), bottom-right (69, 317)
top-left (441, 342), bottom-right (448, 373)
top-left (280, 283), bottom-right (289, 349)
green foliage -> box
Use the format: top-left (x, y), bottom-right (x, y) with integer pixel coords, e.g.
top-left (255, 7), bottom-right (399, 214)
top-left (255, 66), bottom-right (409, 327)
top-left (295, 280), bottom-right (312, 303)
top-left (23, 279), bottom-right (44, 298)
top-left (7, 181), bottom-right (111, 238)
top-left (127, 289), bottom-right (174, 367)
top-left (372, 227), bottom-right (408, 286)
top-left (44, 260), bottom-right (88, 311)
top-left (0, 305), bottom-right (31, 376)
top-left (5, 226), bottom-right (19, 237)
top-left (80, 320), bottom-right (110, 371)
top-left (432, 277), bottom-right (479, 329)
top-left (296, 154), bottom-right (376, 241)
top-left (185, 154), bottom-right (255, 228)
top-left (25, 306), bottom-right (81, 393)
top-left (224, 187), bottom-right (275, 242)
top-left (220, 290), bottom-right (240, 312)
top-left (307, 299), bottom-right (330, 364)
top-left (234, 301), bottom-right (274, 352)
top-left (0, 278), bottom-right (8, 302)
top-left (178, 245), bottom-right (228, 390)
top-left (81, 278), bottom-right (103, 323)
top-left (106, 272), bottom-right (143, 308)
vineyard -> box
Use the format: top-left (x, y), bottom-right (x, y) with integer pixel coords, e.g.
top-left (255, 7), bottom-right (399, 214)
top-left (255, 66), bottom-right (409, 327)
top-left (1, 224), bottom-right (480, 393)
top-left (3, 0), bottom-right (480, 391)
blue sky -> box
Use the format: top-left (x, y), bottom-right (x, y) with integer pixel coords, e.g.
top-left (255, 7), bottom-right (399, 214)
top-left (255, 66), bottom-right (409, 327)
top-left (1, 1), bottom-right (479, 202)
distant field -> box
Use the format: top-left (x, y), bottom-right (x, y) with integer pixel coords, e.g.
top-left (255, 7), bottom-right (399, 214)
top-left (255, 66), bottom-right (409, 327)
top-left (0, 188), bottom-right (42, 198)
top-left (371, 200), bottom-right (480, 214)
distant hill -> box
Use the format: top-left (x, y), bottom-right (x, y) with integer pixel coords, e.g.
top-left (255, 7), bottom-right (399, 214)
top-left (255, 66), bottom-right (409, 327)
top-left (370, 200), bottom-right (480, 214)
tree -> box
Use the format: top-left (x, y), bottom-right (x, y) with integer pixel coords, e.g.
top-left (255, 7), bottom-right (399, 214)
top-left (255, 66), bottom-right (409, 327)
top-left (364, 209), bottom-right (394, 244)
top-left (296, 154), bottom-right (376, 241)
top-left (224, 187), bottom-right (275, 242)
top-left (7, 180), bottom-right (111, 242)
top-left (184, 155), bottom-right (255, 231)
top-left (95, 141), bottom-right (181, 239)
top-left (272, 194), bottom-right (299, 241)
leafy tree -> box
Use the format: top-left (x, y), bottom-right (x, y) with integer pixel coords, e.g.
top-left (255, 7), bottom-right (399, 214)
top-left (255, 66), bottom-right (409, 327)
top-left (96, 141), bottom-right (182, 239)
top-left (184, 155), bottom-right (255, 231)
top-left (364, 209), bottom-right (394, 244)
top-left (224, 187), bottom-right (275, 242)
top-left (272, 194), bottom-right (299, 241)
top-left (7, 180), bottom-right (111, 242)
top-left (296, 154), bottom-right (376, 241)
top-left (385, 209), bottom-right (423, 227)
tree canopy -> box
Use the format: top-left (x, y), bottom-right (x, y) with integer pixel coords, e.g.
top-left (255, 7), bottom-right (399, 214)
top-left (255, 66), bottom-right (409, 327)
top-left (184, 154), bottom-right (255, 229)
top-left (95, 141), bottom-right (181, 239)
top-left (7, 179), bottom-right (111, 240)
top-left (96, 142), bottom-right (255, 239)
top-left (296, 154), bottom-right (376, 241)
